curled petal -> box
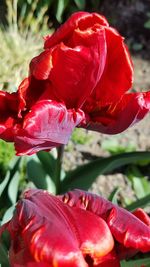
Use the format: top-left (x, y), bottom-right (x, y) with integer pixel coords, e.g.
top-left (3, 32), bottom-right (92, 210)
top-left (30, 49), bottom-right (53, 80)
top-left (85, 27), bottom-right (133, 107)
top-left (107, 207), bottom-right (150, 252)
top-left (18, 77), bottom-right (60, 113)
top-left (49, 40), bottom-right (106, 108)
top-left (82, 92), bottom-right (150, 134)
top-left (61, 189), bottom-right (150, 254)
top-left (31, 36), bottom-right (106, 109)
top-left (44, 12), bottom-right (108, 49)
top-left (14, 100), bottom-right (85, 155)
top-left (132, 208), bottom-right (150, 227)
top-left (2, 189), bottom-right (115, 266)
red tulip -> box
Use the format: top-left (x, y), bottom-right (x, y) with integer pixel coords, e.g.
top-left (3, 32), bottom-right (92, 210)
top-left (0, 12), bottom-right (150, 155)
top-left (0, 189), bottom-right (118, 267)
top-left (0, 189), bottom-right (150, 267)
top-left (60, 189), bottom-right (150, 257)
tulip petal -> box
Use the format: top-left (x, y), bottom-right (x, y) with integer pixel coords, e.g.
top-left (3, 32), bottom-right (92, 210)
top-left (30, 49), bottom-right (53, 80)
top-left (0, 91), bottom-right (18, 141)
top-left (82, 92), bottom-right (150, 134)
top-left (61, 189), bottom-right (150, 254)
top-left (31, 34), bottom-right (106, 109)
top-left (49, 39), bottom-right (106, 108)
top-left (14, 100), bottom-right (85, 155)
top-left (107, 207), bottom-right (150, 253)
top-left (18, 76), bottom-right (58, 113)
top-left (84, 27), bottom-right (133, 109)
top-left (3, 189), bottom-right (115, 266)
top-left (133, 208), bottom-right (150, 226)
top-left (44, 12), bottom-right (109, 49)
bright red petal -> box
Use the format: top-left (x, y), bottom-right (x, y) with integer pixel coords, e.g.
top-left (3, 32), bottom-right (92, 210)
top-left (85, 27), bottom-right (133, 108)
top-left (3, 189), bottom-right (114, 266)
top-left (107, 207), bottom-right (150, 253)
top-left (14, 100), bottom-right (85, 155)
top-left (61, 190), bottom-right (150, 254)
top-left (82, 92), bottom-right (150, 134)
top-left (44, 12), bottom-right (108, 49)
top-left (132, 208), bottom-right (150, 227)
top-left (30, 49), bottom-right (53, 80)
top-left (49, 39), bottom-right (106, 108)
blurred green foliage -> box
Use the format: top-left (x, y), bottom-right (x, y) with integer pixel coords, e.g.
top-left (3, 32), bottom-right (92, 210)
top-left (71, 128), bottom-right (92, 145)
top-left (0, 140), bottom-right (14, 177)
top-left (101, 138), bottom-right (136, 155)
top-left (144, 12), bottom-right (150, 29)
top-left (0, 0), bottom-right (50, 91)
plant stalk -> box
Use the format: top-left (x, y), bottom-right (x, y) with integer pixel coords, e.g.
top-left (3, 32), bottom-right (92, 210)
top-left (55, 145), bottom-right (64, 194)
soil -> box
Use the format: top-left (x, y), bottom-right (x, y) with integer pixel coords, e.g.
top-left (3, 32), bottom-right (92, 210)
top-left (63, 55), bottom-right (150, 204)
top-left (99, 0), bottom-right (150, 59)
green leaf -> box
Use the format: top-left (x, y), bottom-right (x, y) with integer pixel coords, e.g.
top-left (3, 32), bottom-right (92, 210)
top-left (27, 155), bottom-right (56, 193)
top-left (56, 0), bottom-right (69, 22)
top-left (74, 0), bottom-right (86, 9)
top-left (37, 151), bottom-right (56, 180)
top-left (108, 187), bottom-right (120, 205)
top-left (121, 257), bottom-right (150, 267)
top-left (8, 171), bottom-right (20, 204)
top-left (126, 193), bottom-right (150, 211)
top-left (1, 205), bottom-right (15, 225)
top-left (0, 243), bottom-right (9, 267)
top-left (102, 138), bottom-right (135, 155)
top-left (62, 151), bottom-right (150, 192)
top-left (126, 165), bottom-right (150, 199)
top-left (0, 172), bottom-right (10, 197)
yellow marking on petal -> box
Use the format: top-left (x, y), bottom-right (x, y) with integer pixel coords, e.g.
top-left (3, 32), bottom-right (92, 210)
top-left (81, 195), bottom-right (88, 209)
top-left (34, 250), bottom-right (41, 263)
top-left (30, 227), bottom-right (45, 262)
top-left (63, 195), bottom-right (69, 204)
top-left (81, 233), bottom-right (114, 261)
top-left (50, 54), bottom-right (53, 69)
top-left (52, 258), bottom-right (58, 267)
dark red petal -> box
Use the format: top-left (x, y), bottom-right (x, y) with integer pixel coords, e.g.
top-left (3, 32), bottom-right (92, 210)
top-left (18, 76), bottom-right (59, 113)
top-left (0, 91), bottom-right (19, 141)
top-left (107, 207), bottom-right (150, 252)
top-left (4, 189), bottom-right (114, 266)
top-left (61, 189), bottom-right (150, 253)
top-left (18, 77), bottom-right (30, 115)
top-left (14, 100), bottom-right (85, 155)
top-left (44, 12), bottom-right (108, 49)
top-left (14, 136), bottom-right (59, 156)
top-left (82, 92), bottom-right (150, 134)
top-left (85, 27), bottom-right (133, 107)
top-left (9, 242), bottom-right (35, 267)
top-left (95, 251), bottom-right (120, 267)
top-left (115, 244), bottom-right (139, 261)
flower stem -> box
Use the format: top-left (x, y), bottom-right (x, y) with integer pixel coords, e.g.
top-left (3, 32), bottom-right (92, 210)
top-left (55, 145), bottom-right (64, 194)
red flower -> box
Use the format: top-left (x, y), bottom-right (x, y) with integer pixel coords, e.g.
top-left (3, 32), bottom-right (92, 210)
top-left (0, 12), bottom-right (150, 155)
top-left (61, 190), bottom-right (150, 258)
top-left (0, 189), bottom-right (150, 267)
